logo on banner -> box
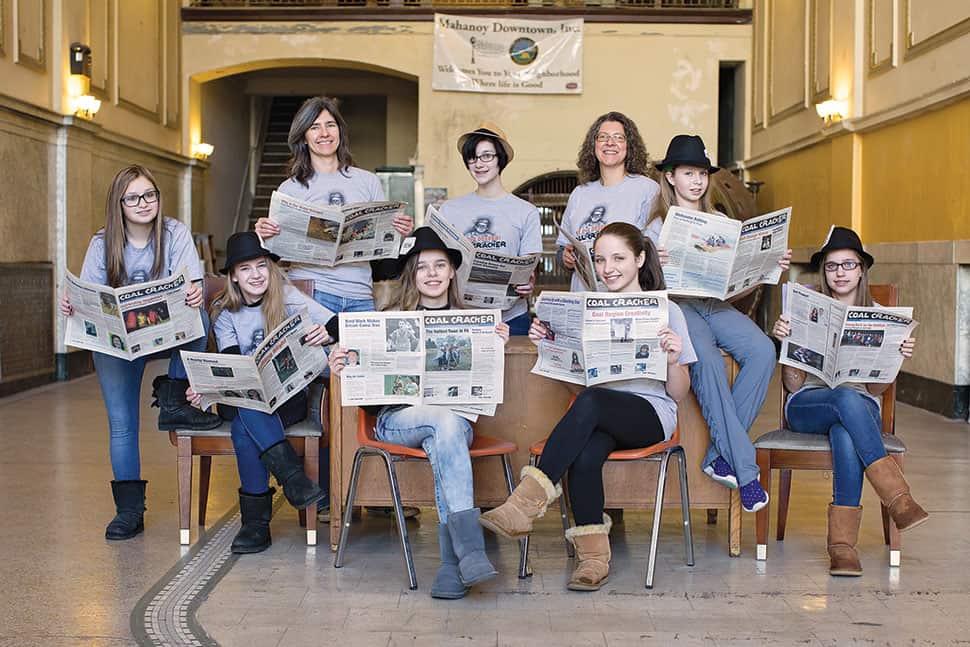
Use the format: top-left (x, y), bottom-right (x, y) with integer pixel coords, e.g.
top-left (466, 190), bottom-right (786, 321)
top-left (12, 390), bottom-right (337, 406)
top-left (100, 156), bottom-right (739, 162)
top-left (509, 38), bottom-right (538, 65)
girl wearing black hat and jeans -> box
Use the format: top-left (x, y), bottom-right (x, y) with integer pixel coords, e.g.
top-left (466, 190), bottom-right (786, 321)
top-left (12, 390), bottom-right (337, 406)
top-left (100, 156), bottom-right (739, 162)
top-left (185, 232), bottom-right (339, 554)
top-left (329, 227), bottom-right (509, 599)
top-left (647, 135), bottom-right (792, 514)
top-left (771, 226), bottom-right (927, 576)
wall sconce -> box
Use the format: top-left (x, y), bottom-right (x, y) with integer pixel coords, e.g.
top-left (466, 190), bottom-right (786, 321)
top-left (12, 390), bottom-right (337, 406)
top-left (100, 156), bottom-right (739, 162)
top-left (68, 42), bottom-right (100, 120)
top-left (815, 99), bottom-right (848, 125)
top-left (191, 142), bottom-right (214, 160)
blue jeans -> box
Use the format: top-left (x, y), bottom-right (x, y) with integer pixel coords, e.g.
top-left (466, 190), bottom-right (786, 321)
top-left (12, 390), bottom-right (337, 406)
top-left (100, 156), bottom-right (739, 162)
top-left (231, 407), bottom-right (292, 494)
top-left (785, 386), bottom-right (886, 506)
top-left (506, 312), bottom-right (531, 336)
top-left (93, 309), bottom-right (211, 480)
top-left (376, 405), bottom-right (474, 520)
top-left (678, 297), bottom-right (776, 486)
top-left (312, 290), bottom-right (375, 502)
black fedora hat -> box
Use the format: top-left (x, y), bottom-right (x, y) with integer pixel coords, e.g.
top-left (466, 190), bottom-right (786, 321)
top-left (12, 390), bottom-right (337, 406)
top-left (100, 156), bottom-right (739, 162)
top-left (221, 231), bottom-right (280, 274)
top-left (396, 227), bottom-right (463, 277)
top-left (809, 226), bottom-right (874, 271)
top-left (654, 134), bottom-right (719, 173)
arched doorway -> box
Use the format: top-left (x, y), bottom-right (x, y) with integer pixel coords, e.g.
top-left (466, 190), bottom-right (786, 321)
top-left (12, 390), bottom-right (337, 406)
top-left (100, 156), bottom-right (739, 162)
top-left (513, 171), bottom-right (579, 289)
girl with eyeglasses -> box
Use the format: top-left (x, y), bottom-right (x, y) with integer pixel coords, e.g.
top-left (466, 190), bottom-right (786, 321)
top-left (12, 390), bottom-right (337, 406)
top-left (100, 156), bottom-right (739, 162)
top-left (59, 165), bottom-right (220, 540)
top-left (438, 122), bottom-right (542, 335)
top-left (556, 112), bottom-right (660, 292)
top-left (771, 226), bottom-right (927, 577)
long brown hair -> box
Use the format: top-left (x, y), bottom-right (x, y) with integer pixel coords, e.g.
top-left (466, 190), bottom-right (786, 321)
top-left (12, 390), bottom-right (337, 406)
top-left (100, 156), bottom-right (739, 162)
top-left (387, 251), bottom-right (462, 312)
top-left (818, 249), bottom-right (874, 307)
top-left (576, 111), bottom-right (650, 184)
top-left (647, 165), bottom-right (715, 226)
top-left (103, 165), bottom-right (166, 287)
top-left (210, 257), bottom-right (291, 336)
top-left (286, 96), bottom-right (355, 187)
top-left (594, 222), bottom-right (666, 291)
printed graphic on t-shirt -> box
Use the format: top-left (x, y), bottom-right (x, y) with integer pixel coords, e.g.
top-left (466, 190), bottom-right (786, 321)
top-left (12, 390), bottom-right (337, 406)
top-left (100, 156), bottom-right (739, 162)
top-left (328, 191), bottom-right (346, 206)
top-left (574, 205), bottom-right (608, 245)
top-left (250, 328), bottom-right (265, 353)
top-left (464, 217), bottom-right (508, 250)
top-left (130, 269), bottom-right (149, 284)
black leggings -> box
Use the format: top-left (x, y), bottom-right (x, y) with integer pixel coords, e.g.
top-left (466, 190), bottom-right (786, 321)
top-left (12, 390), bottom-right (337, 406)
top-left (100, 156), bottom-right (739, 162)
top-left (537, 387), bottom-right (665, 526)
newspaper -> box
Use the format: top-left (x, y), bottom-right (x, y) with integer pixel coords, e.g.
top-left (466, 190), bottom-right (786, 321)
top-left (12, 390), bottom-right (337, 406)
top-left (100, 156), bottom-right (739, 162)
top-left (531, 291), bottom-right (669, 386)
top-left (180, 309), bottom-right (328, 414)
top-left (556, 217), bottom-right (605, 292)
top-left (64, 269), bottom-right (204, 360)
top-left (780, 282), bottom-right (918, 387)
top-left (262, 191), bottom-right (408, 266)
top-left (338, 309), bottom-right (505, 408)
top-left (426, 206), bottom-right (540, 308)
top-left (658, 206), bottom-right (791, 299)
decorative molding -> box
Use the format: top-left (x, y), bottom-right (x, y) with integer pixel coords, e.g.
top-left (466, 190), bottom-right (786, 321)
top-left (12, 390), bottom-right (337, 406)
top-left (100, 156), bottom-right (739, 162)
top-left (767, 0), bottom-right (807, 123)
top-left (116, 0), bottom-right (162, 122)
top-left (164, 0), bottom-right (179, 129)
top-left (809, 0), bottom-right (831, 102)
top-left (903, 0), bottom-right (970, 62)
top-left (1, 0), bottom-right (6, 57)
top-left (14, 0), bottom-right (45, 72)
top-left (751, 0), bottom-right (765, 132)
top-left (86, 0), bottom-right (112, 100)
top-left (867, 0), bottom-right (895, 78)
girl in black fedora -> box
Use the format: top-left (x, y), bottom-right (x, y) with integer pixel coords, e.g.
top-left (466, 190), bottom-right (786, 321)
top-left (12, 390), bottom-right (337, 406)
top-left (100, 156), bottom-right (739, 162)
top-left (329, 227), bottom-right (510, 599)
top-left (185, 232), bottom-right (339, 554)
top-left (647, 134), bottom-right (792, 514)
top-left (772, 226), bottom-right (926, 576)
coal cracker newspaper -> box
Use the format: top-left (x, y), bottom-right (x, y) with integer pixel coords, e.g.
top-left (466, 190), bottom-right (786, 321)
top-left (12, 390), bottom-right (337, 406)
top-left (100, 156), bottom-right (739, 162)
top-left (658, 206), bottom-right (791, 299)
top-left (556, 216), bottom-right (605, 292)
top-left (780, 282), bottom-right (918, 387)
top-left (180, 310), bottom-right (328, 414)
top-left (532, 291), bottom-right (669, 386)
top-left (262, 191), bottom-right (408, 266)
top-left (426, 206), bottom-right (540, 308)
top-left (338, 309), bottom-right (505, 408)
top-left (64, 268), bottom-right (204, 361)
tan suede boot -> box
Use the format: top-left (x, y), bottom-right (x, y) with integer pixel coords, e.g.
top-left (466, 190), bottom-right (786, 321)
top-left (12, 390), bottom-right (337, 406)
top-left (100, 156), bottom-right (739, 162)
top-left (566, 515), bottom-right (612, 591)
top-left (828, 504), bottom-right (863, 577)
top-left (864, 456), bottom-right (929, 532)
top-left (479, 466), bottom-right (560, 539)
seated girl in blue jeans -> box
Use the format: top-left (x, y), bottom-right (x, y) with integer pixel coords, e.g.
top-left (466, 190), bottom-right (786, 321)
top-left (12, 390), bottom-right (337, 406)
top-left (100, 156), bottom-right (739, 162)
top-left (771, 226), bottom-right (928, 576)
top-left (329, 227), bottom-right (509, 600)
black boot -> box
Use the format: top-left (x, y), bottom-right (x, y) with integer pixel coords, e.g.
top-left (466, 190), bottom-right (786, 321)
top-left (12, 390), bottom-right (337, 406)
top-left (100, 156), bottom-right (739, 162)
top-left (259, 440), bottom-right (325, 509)
top-left (152, 376), bottom-right (222, 431)
top-left (106, 480), bottom-right (146, 540)
top-left (231, 488), bottom-right (274, 554)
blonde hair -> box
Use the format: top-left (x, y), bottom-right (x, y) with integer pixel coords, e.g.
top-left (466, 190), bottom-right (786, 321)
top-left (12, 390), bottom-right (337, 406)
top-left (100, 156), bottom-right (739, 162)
top-left (387, 252), bottom-right (462, 312)
top-left (818, 250), bottom-right (874, 307)
top-left (210, 258), bottom-right (291, 336)
top-left (103, 165), bottom-right (166, 287)
top-left (647, 165), bottom-right (715, 227)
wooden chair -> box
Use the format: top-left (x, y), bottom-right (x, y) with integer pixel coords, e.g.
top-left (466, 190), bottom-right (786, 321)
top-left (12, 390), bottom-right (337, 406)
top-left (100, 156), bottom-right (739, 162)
top-left (334, 409), bottom-right (521, 590)
top-left (753, 284), bottom-right (906, 566)
top-left (524, 394), bottom-right (695, 589)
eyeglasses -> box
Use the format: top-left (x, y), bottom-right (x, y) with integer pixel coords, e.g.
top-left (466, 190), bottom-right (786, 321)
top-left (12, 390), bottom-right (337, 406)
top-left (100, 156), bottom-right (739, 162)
top-left (467, 152), bottom-right (497, 164)
top-left (823, 260), bottom-right (861, 272)
top-left (595, 133), bottom-right (627, 144)
top-left (120, 190), bottom-right (160, 207)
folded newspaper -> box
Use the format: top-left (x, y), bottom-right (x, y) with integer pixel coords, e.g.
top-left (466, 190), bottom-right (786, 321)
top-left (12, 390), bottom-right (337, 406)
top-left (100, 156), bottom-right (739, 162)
top-left (426, 206), bottom-right (540, 309)
top-left (556, 216), bottom-right (605, 292)
top-left (532, 291), bottom-right (669, 386)
top-left (262, 191), bottom-right (408, 266)
top-left (180, 309), bottom-right (328, 414)
top-left (780, 282), bottom-right (918, 387)
top-left (64, 268), bottom-right (204, 360)
top-left (338, 309), bottom-right (505, 408)
top-left (658, 206), bottom-right (791, 299)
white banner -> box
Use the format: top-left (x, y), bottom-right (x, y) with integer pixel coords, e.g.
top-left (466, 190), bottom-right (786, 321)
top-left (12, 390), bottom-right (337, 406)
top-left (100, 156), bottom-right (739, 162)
top-left (433, 14), bottom-right (583, 94)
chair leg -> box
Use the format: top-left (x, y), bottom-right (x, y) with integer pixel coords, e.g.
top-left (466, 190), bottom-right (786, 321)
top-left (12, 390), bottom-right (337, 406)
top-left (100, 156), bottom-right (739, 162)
top-left (755, 449), bottom-right (771, 561)
top-left (177, 436), bottom-right (192, 546)
top-left (888, 453), bottom-right (904, 567)
top-left (383, 453), bottom-right (418, 590)
top-left (304, 437), bottom-right (319, 546)
top-left (521, 456), bottom-right (535, 573)
top-left (560, 477), bottom-right (574, 558)
top-left (674, 447), bottom-right (695, 567)
top-left (645, 451), bottom-right (672, 589)
top-left (502, 455), bottom-right (531, 579)
top-left (776, 469), bottom-right (792, 540)
top-left (334, 449), bottom-right (366, 569)
top-left (198, 455), bottom-right (211, 527)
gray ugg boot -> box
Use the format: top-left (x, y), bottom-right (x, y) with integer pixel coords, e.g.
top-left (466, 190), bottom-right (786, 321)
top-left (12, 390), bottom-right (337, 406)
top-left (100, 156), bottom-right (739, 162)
top-left (446, 508), bottom-right (498, 587)
top-left (431, 524), bottom-right (467, 599)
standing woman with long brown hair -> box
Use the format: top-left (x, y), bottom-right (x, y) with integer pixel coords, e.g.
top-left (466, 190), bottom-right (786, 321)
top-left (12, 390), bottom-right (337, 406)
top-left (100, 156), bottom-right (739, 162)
top-left (59, 165), bottom-right (221, 540)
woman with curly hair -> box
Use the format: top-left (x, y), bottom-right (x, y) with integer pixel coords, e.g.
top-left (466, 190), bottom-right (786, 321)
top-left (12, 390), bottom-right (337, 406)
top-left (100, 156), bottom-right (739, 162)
top-left (556, 111), bottom-right (660, 292)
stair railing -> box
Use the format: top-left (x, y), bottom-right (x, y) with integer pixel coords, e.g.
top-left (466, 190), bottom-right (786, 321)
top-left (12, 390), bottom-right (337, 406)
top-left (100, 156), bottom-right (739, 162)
top-left (232, 96), bottom-right (273, 233)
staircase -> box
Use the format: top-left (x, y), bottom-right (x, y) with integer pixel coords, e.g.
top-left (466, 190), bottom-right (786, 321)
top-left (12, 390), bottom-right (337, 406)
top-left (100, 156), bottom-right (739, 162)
top-left (247, 96), bottom-right (309, 231)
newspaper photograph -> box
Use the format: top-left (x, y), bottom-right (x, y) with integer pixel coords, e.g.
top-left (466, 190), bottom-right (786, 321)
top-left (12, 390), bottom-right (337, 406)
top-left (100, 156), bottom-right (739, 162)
top-left (262, 191), bottom-right (408, 266)
top-left (555, 216), bottom-right (605, 292)
top-left (180, 310), bottom-right (328, 414)
top-left (532, 291), bottom-right (669, 387)
top-left (427, 206), bottom-right (540, 308)
top-left (64, 269), bottom-right (204, 360)
top-left (338, 309), bottom-right (505, 408)
top-left (658, 206), bottom-right (791, 299)
top-left (780, 282), bottom-right (918, 387)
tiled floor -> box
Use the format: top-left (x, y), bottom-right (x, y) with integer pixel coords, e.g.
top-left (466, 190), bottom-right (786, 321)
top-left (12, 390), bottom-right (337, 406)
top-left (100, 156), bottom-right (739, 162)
top-left (2, 364), bottom-right (969, 646)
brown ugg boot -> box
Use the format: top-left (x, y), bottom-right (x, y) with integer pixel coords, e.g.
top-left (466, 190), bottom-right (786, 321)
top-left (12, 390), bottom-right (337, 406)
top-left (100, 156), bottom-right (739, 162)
top-left (864, 456), bottom-right (929, 532)
top-left (566, 514), bottom-right (612, 591)
top-left (828, 504), bottom-right (863, 577)
top-left (479, 465), bottom-right (560, 539)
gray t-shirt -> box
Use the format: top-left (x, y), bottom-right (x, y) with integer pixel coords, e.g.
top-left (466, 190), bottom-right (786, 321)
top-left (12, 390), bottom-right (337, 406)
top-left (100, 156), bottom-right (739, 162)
top-left (439, 192), bottom-right (543, 320)
top-left (556, 175), bottom-right (661, 292)
top-left (80, 217), bottom-right (203, 286)
top-left (277, 167), bottom-right (386, 300)
top-left (598, 301), bottom-right (696, 440)
top-left (213, 285), bottom-right (336, 355)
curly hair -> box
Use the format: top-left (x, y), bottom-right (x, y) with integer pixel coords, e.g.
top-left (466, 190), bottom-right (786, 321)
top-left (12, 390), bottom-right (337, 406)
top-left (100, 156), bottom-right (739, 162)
top-left (576, 111), bottom-right (650, 184)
